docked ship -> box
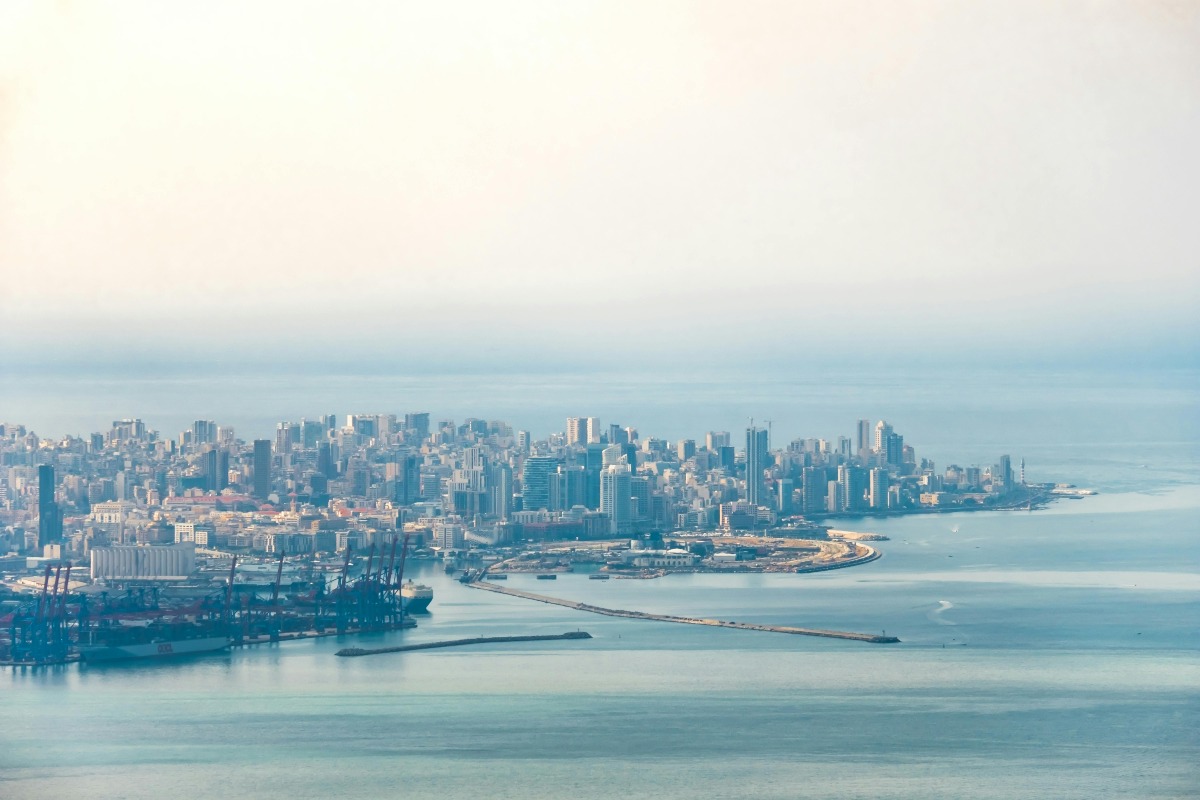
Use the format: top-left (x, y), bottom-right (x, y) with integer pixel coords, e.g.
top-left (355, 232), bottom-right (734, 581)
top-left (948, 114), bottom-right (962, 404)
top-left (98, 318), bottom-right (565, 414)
top-left (400, 580), bottom-right (434, 614)
top-left (78, 620), bottom-right (231, 663)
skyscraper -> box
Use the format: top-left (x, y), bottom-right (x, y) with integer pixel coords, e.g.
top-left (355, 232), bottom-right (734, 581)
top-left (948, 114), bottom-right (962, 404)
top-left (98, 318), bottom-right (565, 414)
top-left (857, 419), bottom-right (873, 458)
top-left (404, 412), bottom-right (431, 442)
top-left (745, 426), bottom-right (769, 507)
top-left (488, 463), bottom-right (513, 519)
top-left (874, 420), bottom-right (894, 464)
top-left (253, 439), bottom-right (272, 500)
top-left (192, 420), bottom-right (217, 445)
top-left (38, 464), bottom-right (62, 548)
top-left (585, 417), bottom-right (602, 444)
top-left (521, 456), bottom-right (559, 511)
top-left (706, 431), bottom-right (730, 450)
top-left (566, 417), bottom-right (584, 446)
top-left (777, 478), bottom-right (794, 514)
top-left (600, 463), bottom-right (632, 535)
top-left (869, 468), bottom-right (889, 509)
top-left (201, 447), bottom-right (220, 492)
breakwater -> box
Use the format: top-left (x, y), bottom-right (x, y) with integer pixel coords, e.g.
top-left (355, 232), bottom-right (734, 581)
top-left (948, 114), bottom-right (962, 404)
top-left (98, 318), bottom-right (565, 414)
top-left (467, 581), bottom-right (899, 643)
top-left (335, 630), bottom-right (592, 657)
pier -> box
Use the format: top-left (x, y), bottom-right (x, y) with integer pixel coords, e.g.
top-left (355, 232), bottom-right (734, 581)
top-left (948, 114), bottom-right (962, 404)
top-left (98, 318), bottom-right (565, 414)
top-left (466, 581), bottom-right (899, 643)
top-left (336, 631), bottom-right (592, 657)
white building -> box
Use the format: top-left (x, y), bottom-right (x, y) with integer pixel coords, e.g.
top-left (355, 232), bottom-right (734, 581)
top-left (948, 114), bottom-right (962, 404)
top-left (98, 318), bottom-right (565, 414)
top-left (90, 543), bottom-right (196, 581)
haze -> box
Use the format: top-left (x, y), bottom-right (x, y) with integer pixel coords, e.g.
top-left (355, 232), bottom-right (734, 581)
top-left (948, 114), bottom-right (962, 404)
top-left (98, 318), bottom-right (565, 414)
top-left (2, 1), bottom-right (1198, 369)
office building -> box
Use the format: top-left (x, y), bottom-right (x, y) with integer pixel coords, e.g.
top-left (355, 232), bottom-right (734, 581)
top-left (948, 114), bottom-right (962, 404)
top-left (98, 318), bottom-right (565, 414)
top-left (253, 439), bottom-right (272, 500)
top-left (566, 417), bottom-right (585, 446)
top-left (600, 463), bottom-right (633, 535)
top-left (745, 426), bottom-right (769, 507)
top-left (869, 468), bottom-right (889, 509)
top-left (857, 419), bottom-right (873, 457)
top-left (521, 456), bottom-right (559, 512)
top-left (38, 464), bottom-right (62, 548)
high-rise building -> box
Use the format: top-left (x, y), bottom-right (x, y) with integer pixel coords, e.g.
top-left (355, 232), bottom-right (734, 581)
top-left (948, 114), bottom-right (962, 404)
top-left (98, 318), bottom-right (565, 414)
top-left (275, 422), bottom-right (299, 453)
top-left (585, 417), bottom-right (602, 444)
top-left (838, 464), bottom-right (869, 511)
top-left (253, 439), bottom-right (272, 500)
top-left (404, 412), bottom-right (431, 442)
top-left (857, 419), bottom-right (873, 458)
top-left (301, 419), bottom-right (324, 448)
top-left (600, 463), bottom-right (632, 535)
top-left (706, 431), bottom-right (731, 450)
top-left (557, 465), bottom-right (588, 509)
top-left (566, 417), bottom-right (584, 446)
top-left (192, 420), bottom-right (217, 446)
top-left (745, 426), bottom-right (769, 507)
top-left (521, 457), bottom-right (559, 511)
top-left (488, 463), bottom-right (513, 519)
top-left (38, 464), bottom-right (62, 548)
top-left (801, 466), bottom-right (826, 513)
top-left (201, 448), bottom-right (220, 492)
top-left (997, 455), bottom-right (1013, 491)
top-left (387, 453), bottom-right (421, 504)
top-left (777, 478), bottom-right (794, 514)
top-left (317, 442), bottom-right (335, 478)
top-left (677, 439), bottom-right (696, 461)
top-left (584, 443), bottom-right (605, 509)
top-left (869, 468), bottom-right (889, 509)
top-left (874, 420), bottom-right (894, 463)
top-left (602, 444), bottom-right (626, 467)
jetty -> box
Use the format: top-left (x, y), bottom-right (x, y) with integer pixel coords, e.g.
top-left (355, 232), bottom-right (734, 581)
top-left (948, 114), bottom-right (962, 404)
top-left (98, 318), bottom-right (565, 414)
top-left (335, 630), bottom-right (592, 657)
top-left (466, 581), bottom-right (899, 643)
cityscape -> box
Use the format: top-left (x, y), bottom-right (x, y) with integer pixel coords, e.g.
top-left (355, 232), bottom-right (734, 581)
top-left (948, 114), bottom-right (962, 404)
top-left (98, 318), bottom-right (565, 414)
top-left (2, 412), bottom-right (1044, 568)
top-left (3, 3), bottom-right (1193, 798)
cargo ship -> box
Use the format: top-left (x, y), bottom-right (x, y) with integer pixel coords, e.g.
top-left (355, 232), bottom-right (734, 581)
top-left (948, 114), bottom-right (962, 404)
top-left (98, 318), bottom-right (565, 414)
top-left (78, 620), bottom-right (231, 663)
top-left (400, 580), bottom-right (434, 613)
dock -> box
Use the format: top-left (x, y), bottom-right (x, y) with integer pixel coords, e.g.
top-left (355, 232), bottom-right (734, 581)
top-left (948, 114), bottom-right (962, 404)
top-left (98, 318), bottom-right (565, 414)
top-left (335, 631), bottom-right (592, 657)
top-left (467, 581), bottom-right (899, 643)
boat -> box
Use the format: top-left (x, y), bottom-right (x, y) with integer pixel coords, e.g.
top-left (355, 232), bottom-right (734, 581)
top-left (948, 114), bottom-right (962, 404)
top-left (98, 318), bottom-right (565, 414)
top-left (400, 580), bottom-right (434, 613)
top-left (536, 574), bottom-right (557, 580)
top-left (79, 620), bottom-right (231, 663)
top-left (588, 574), bottom-right (611, 580)
top-left (485, 573), bottom-right (508, 580)
top-left (79, 636), bottom-right (231, 663)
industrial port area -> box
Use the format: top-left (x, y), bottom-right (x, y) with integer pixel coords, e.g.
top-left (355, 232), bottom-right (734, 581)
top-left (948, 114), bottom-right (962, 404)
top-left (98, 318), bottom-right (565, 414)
top-left (0, 535), bottom-right (428, 666)
top-left (2, 525), bottom-right (906, 667)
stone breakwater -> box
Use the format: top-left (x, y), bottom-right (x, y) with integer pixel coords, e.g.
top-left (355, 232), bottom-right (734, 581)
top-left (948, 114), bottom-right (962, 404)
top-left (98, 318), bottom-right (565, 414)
top-left (467, 581), bottom-right (899, 644)
top-left (335, 631), bottom-right (592, 657)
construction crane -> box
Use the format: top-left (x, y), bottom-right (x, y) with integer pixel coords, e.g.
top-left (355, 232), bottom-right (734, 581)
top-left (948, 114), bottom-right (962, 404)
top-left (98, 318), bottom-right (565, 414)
top-left (270, 550), bottom-right (286, 606)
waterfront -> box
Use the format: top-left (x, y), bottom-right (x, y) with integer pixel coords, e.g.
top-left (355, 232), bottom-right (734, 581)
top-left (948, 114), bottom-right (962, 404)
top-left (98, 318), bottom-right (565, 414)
top-left (3, 365), bottom-right (1198, 797)
top-left (3, 480), bottom-right (1197, 799)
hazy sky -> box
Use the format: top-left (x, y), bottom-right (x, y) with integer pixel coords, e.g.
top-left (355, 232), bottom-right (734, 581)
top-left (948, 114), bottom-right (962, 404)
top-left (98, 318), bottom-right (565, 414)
top-left (2, 1), bottom-right (1197, 368)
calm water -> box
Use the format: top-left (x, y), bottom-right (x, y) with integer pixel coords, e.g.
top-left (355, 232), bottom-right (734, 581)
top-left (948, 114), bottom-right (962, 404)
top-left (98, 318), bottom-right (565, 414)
top-left (2, 368), bottom-right (1198, 798)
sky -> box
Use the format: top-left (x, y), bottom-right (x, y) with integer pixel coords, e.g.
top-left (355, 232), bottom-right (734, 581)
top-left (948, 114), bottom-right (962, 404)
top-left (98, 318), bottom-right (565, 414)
top-left (1, 1), bottom-right (1198, 371)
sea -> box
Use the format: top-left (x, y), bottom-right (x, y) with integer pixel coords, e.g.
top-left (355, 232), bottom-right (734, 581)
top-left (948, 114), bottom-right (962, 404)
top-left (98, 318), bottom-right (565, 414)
top-left (1, 365), bottom-right (1198, 799)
